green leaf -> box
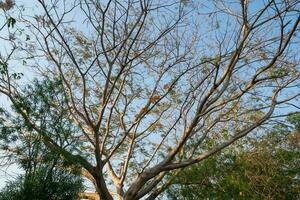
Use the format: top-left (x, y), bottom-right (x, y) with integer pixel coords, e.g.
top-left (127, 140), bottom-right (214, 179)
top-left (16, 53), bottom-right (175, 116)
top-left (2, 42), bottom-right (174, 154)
top-left (0, 61), bottom-right (8, 74)
top-left (12, 73), bottom-right (23, 80)
top-left (7, 17), bottom-right (16, 28)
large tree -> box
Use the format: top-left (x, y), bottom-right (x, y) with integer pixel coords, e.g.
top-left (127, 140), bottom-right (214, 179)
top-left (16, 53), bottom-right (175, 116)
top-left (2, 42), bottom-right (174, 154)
top-left (0, 0), bottom-right (300, 199)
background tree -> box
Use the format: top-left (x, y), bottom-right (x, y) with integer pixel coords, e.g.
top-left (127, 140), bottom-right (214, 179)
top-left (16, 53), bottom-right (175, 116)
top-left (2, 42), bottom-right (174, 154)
top-left (0, 0), bottom-right (300, 199)
top-left (0, 79), bottom-right (85, 200)
top-left (0, 167), bottom-right (84, 200)
top-left (166, 113), bottom-right (300, 199)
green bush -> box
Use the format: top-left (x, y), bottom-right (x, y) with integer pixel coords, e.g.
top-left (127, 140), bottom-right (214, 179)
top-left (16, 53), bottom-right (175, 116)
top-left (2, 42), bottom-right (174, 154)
top-left (0, 167), bottom-right (84, 200)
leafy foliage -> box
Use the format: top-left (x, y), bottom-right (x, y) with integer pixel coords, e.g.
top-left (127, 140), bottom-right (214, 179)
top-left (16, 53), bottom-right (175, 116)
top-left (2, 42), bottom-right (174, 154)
top-left (166, 116), bottom-right (300, 200)
top-left (0, 78), bottom-right (84, 166)
top-left (0, 78), bottom-right (85, 200)
top-left (0, 167), bottom-right (84, 200)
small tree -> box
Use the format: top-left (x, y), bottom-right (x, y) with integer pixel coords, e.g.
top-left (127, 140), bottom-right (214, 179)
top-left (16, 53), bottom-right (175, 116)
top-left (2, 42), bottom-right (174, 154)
top-left (0, 79), bottom-right (85, 200)
top-left (0, 0), bottom-right (300, 199)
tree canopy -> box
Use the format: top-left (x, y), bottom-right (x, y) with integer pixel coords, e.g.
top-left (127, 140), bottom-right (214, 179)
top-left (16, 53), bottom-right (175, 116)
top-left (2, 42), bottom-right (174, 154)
top-left (166, 114), bottom-right (300, 199)
top-left (0, 0), bottom-right (299, 199)
top-left (0, 78), bottom-right (85, 200)
top-left (0, 167), bottom-right (84, 200)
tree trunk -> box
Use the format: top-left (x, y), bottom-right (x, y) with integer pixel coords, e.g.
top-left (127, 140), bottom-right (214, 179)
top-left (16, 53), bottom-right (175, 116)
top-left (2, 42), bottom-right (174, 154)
top-left (94, 173), bottom-right (114, 200)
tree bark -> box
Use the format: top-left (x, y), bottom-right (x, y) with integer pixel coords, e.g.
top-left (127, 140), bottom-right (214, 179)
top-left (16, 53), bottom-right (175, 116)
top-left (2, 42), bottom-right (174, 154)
top-left (93, 172), bottom-right (114, 200)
